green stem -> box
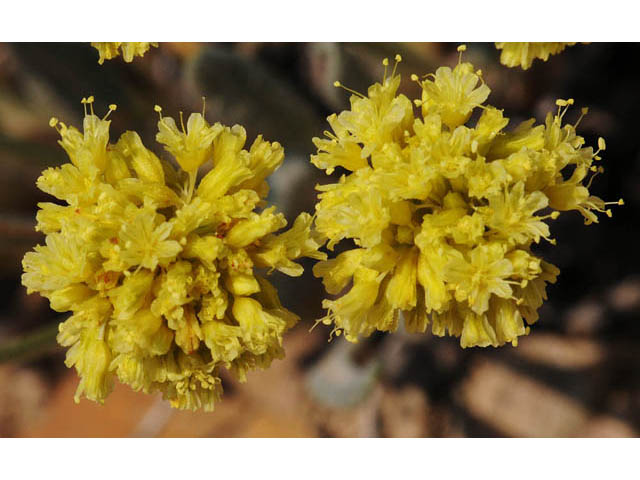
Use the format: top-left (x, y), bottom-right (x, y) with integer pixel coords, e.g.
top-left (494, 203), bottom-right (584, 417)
top-left (0, 321), bottom-right (60, 364)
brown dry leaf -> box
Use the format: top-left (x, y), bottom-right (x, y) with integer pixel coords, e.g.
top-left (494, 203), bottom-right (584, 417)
top-left (309, 384), bottom-right (384, 438)
top-left (608, 277), bottom-right (640, 312)
top-left (19, 326), bottom-right (322, 437)
top-left (574, 415), bottom-right (637, 437)
top-left (564, 300), bottom-right (606, 335)
top-left (380, 385), bottom-right (430, 438)
top-left (0, 365), bottom-right (49, 436)
top-left (459, 359), bottom-right (636, 437)
top-left (513, 333), bottom-right (605, 370)
top-left (21, 373), bottom-right (160, 437)
top-left (163, 43), bottom-right (204, 60)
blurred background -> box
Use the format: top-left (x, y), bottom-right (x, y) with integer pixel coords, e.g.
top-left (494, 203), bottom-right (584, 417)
top-left (0, 42), bottom-right (638, 437)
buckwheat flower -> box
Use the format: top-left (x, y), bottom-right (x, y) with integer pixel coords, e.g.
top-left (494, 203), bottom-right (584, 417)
top-left (312, 49), bottom-right (621, 348)
top-left (91, 42), bottom-right (157, 64)
top-left (23, 98), bottom-right (325, 410)
top-left (495, 42), bottom-right (576, 70)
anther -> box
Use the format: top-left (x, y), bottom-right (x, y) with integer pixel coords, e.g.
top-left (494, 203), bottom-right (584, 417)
top-left (575, 106), bottom-right (589, 128)
top-left (153, 105), bottom-right (163, 121)
top-left (49, 117), bottom-right (58, 128)
top-left (598, 137), bottom-right (606, 150)
top-left (103, 104), bottom-right (117, 120)
top-left (550, 211), bottom-right (560, 219)
top-left (382, 58), bottom-right (389, 66)
top-left (457, 44), bottom-right (466, 64)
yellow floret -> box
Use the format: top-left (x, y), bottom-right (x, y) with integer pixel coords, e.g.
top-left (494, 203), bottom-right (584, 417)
top-left (22, 99), bottom-right (325, 411)
top-left (311, 49), bottom-right (620, 347)
top-left (91, 42), bottom-right (157, 64)
top-left (495, 42), bottom-right (577, 70)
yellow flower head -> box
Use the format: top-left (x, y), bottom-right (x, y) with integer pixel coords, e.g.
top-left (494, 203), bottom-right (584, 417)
top-left (495, 42), bottom-right (576, 70)
top-left (23, 97), bottom-right (326, 411)
top-left (91, 42), bottom-right (158, 64)
top-left (312, 49), bottom-right (621, 348)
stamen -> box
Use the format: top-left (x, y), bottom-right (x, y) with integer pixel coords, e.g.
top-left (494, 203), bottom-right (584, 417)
top-left (333, 81), bottom-right (365, 99)
top-left (202, 96), bottom-right (206, 117)
top-left (154, 104), bottom-right (163, 120)
top-left (457, 44), bottom-right (466, 64)
top-left (382, 58), bottom-right (389, 83)
top-left (103, 104), bottom-right (117, 120)
top-left (574, 106), bottom-right (588, 128)
top-left (179, 111), bottom-right (186, 134)
top-left (391, 54), bottom-right (402, 78)
top-left (86, 95), bottom-right (95, 116)
top-left (410, 73), bottom-right (422, 88)
top-left (586, 167), bottom-right (602, 189)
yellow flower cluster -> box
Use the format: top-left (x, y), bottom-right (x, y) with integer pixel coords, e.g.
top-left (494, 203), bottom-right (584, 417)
top-left (91, 42), bottom-right (157, 64)
top-left (22, 97), bottom-right (325, 410)
top-left (311, 49), bottom-right (621, 348)
top-left (495, 42), bottom-right (576, 70)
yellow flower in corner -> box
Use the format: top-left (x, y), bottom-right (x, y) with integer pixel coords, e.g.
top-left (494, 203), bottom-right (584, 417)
top-left (23, 97), bottom-right (326, 411)
top-left (91, 42), bottom-right (158, 64)
top-left (311, 48), bottom-right (622, 348)
top-left (495, 42), bottom-right (576, 70)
